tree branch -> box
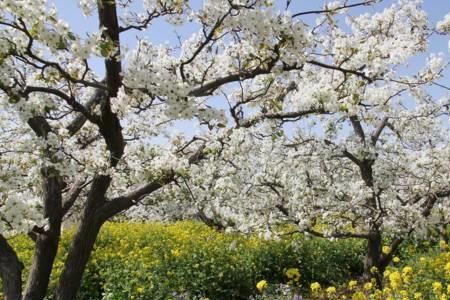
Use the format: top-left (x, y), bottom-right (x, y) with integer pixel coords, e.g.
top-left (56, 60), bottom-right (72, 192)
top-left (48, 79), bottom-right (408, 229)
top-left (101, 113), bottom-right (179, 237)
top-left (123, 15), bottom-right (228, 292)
top-left (349, 115), bottom-right (366, 143)
top-left (97, 0), bottom-right (125, 167)
top-left (25, 86), bottom-right (100, 125)
top-left (189, 64), bottom-right (303, 97)
top-left (101, 144), bottom-right (206, 218)
top-left (62, 179), bottom-right (90, 217)
top-left (307, 60), bottom-right (374, 82)
top-left (370, 116), bottom-right (389, 146)
top-left (292, 0), bottom-right (378, 18)
top-left (305, 228), bottom-right (370, 239)
top-left (179, 10), bottom-right (231, 81)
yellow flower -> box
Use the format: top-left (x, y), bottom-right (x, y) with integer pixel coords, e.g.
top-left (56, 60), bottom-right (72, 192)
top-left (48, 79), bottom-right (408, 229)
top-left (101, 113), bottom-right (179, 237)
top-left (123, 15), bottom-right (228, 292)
top-left (311, 282), bottom-right (321, 293)
top-left (402, 266), bottom-right (413, 283)
top-left (389, 271), bottom-right (402, 290)
top-left (402, 266), bottom-right (413, 275)
top-left (136, 287), bottom-right (144, 293)
top-left (393, 256), bottom-right (401, 263)
top-left (370, 266), bottom-right (378, 274)
top-left (382, 246), bottom-right (391, 255)
top-left (383, 287), bottom-right (392, 296)
top-left (414, 292), bottom-right (423, 299)
top-left (448, 284), bottom-right (450, 294)
top-left (256, 280), bottom-right (268, 292)
top-left (285, 268), bottom-right (301, 282)
top-left (433, 281), bottom-right (443, 295)
top-left (171, 249), bottom-right (181, 257)
top-left (372, 290), bottom-right (383, 299)
top-left (364, 282), bottom-right (373, 290)
top-left (327, 286), bottom-right (337, 295)
top-left (440, 240), bottom-right (447, 249)
top-left (349, 280), bottom-right (358, 290)
top-left (352, 291), bottom-right (367, 300)
top-left (445, 262), bottom-right (450, 273)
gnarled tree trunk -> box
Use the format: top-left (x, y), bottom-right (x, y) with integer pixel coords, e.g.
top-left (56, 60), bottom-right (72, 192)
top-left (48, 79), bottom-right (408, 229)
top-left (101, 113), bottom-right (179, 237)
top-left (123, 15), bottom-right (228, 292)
top-left (54, 175), bottom-right (110, 300)
top-left (0, 235), bottom-right (23, 300)
top-left (363, 229), bottom-right (383, 287)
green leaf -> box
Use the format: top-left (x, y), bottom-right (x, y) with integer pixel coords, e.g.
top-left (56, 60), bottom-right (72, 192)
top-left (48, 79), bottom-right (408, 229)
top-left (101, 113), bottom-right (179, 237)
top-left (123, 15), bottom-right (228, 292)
top-left (67, 32), bottom-right (76, 41)
top-left (29, 23), bottom-right (39, 38)
top-left (8, 96), bottom-right (19, 104)
top-left (56, 37), bottom-right (66, 50)
top-left (99, 42), bottom-right (110, 57)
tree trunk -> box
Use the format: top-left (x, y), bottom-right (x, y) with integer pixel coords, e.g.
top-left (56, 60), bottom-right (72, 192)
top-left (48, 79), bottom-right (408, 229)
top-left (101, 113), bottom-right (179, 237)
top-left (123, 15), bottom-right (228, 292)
top-left (363, 230), bottom-right (383, 287)
top-left (54, 215), bottom-right (104, 300)
top-left (22, 232), bottom-right (60, 300)
top-left (0, 235), bottom-right (23, 300)
top-left (54, 175), bottom-right (111, 300)
top-left (23, 167), bottom-right (63, 300)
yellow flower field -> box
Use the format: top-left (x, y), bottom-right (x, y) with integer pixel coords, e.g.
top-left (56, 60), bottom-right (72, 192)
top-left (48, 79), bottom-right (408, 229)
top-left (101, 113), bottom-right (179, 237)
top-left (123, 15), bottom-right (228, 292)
top-left (4, 221), bottom-right (449, 299)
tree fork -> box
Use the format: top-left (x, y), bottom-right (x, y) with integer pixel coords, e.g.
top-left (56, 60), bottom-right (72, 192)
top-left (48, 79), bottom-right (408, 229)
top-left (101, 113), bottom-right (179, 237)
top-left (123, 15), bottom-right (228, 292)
top-left (54, 175), bottom-right (111, 300)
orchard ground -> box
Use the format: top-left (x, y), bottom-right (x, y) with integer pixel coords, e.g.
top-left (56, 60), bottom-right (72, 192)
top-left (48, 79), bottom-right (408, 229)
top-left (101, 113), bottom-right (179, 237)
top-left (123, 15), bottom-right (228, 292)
top-left (1, 221), bottom-right (450, 300)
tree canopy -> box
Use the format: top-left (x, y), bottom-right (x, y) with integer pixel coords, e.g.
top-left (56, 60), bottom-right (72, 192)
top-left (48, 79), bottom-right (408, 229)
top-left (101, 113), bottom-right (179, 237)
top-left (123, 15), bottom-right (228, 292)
top-left (0, 0), bottom-right (449, 299)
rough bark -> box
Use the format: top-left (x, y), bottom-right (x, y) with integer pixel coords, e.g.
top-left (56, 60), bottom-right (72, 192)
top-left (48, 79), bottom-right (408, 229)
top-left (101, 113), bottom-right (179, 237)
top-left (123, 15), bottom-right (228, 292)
top-left (0, 235), bottom-right (23, 300)
top-left (22, 113), bottom-right (65, 300)
top-left (22, 232), bottom-right (60, 300)
top-left (96, 0), bottom-right (125, 167)
top-left (22, 167), bottom-right (63, 300)
top-left (54, 175), bottom-right (111, 300)
top-left (54, 215), bottom-right (104, 300)
top-left (363, 229), bottom-right (383, 287)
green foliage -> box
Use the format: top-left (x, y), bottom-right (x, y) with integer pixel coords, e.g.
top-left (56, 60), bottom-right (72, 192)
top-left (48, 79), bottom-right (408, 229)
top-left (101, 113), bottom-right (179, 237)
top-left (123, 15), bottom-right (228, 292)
top-left (2, 222), bottom-right (365, 299)
top-left (295, 236), bottom-right (365, 287)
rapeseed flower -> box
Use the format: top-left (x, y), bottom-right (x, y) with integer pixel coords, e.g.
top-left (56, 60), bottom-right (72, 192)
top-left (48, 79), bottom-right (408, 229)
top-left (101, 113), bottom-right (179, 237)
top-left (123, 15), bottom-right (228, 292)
top-left (286, 268), bottom-right (301, 282)
top-left (364, 282), bottom-right (373, 290)
top-left (382, 246), bottom-right (391, 255)
top-left (352, 291), bottom-right (367, 300)
top-left (433, 281), bottom-right (443, 295)
top-left (326, 286), bottom-right (336, 295)
top-left (445, 262), bottom-right (450, 274)
top-left (311, 282), bottom-right (321, 293)
top-left (402, 266), bottom-right (413, 283)
top-left (256, 280), bottom-right (268, 292)
top-left (389, 271), bottom-right (402, 290)
top-left (349, 280), bottom-right (358, 290)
